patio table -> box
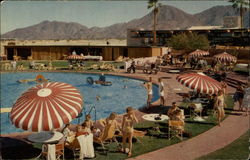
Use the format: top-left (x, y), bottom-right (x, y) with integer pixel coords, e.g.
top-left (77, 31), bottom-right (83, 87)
top-left (27, 131), bottom-right (63, 144)
top-left (27, 131), bottom-right (64, 159)
top-left (142, 114), bottom-right (169, 122)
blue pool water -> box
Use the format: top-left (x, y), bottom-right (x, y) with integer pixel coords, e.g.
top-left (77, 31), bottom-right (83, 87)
top-left (0, 72), bottom-right (159, 134)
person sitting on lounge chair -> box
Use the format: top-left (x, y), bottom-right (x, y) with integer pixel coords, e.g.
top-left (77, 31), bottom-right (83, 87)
top-left (93, 112), bottom-right (121, 151)
top-left (167, 102), bottom-right (181, 120)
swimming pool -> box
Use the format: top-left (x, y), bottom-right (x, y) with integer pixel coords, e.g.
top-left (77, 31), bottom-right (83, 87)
top-left (0, 72), bottom-right (159, 134)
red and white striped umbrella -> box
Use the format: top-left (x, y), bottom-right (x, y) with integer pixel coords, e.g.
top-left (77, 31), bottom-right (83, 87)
top-left (188, 49), bottom-right (209, 58)
top-left (176, 72), bottom-right (221, 94)
top-left (213, 52), bottom-right (237, 63)
top-left (10, 82), bottom-right (83, 132)
top-left (67, 55), bottom-right (84, 60)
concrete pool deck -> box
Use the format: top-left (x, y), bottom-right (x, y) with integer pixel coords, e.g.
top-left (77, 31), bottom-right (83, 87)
top-left (1, 69), bottom-right (249, 160)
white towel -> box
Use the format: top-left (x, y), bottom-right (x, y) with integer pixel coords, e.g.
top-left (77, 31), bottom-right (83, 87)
top-left (47, 144), bottom-right (56, 160)
top-left (77, 134), bottom-right (95, 159)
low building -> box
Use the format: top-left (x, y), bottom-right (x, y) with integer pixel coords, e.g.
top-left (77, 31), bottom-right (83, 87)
top-left (127, 28), bottom-right (250, 47)
top-left (1, 39), bottom-right (165, 60)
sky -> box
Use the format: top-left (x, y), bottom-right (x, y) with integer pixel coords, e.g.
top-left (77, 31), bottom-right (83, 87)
top-left (1, 0), bottom-right (232, 34)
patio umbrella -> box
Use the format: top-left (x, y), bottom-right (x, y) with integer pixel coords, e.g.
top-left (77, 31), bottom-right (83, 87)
top-left (10, 82), bottom-right (83, 132)
top-left (188, 49), bottom-right (209, 58)
top-left (176, 72), bottom-right (221, 94)
top-left (213, 52), bottom-right (237, 63)
top-left (66, 55), bottom-right (84, 60)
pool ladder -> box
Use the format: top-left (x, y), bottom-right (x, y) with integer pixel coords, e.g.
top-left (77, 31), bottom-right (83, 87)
top-left (77, 105), bottom-right (97, 124)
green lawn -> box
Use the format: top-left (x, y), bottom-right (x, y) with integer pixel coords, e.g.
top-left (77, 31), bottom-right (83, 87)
top-left (0, 60), bottom-right (124, 72)
top-left (196, 130), bottom-right (249, 160)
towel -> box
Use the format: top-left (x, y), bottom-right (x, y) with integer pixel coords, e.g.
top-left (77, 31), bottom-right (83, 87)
top-left (77, 134), bottom-right (95, 159)
top-left (47, 144), bottom-right (56, 160)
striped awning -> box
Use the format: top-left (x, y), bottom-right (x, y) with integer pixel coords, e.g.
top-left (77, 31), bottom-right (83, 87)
top-left (10, 82), bottom-right (83, 132)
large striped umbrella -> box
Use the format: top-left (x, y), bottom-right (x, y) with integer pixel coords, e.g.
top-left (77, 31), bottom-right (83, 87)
top-left (10, 82), bottom-right (83, 132)
top-left (67, 55), bottom-right (84, 60)
top-left (213, 52), bottom-right (237, 63)
top-left (176, 72), bottom-right (221, 94)
top-left (188, 49), bottom-right (209, 58)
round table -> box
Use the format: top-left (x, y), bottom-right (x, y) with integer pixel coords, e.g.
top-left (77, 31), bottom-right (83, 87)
top-left (142, 114), bottom-right (169, 122)
top-left (27, 131), bottom-right (64, 144)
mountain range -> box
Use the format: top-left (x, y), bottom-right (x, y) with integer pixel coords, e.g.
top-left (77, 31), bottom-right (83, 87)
top-left (2, 5), bottom-right (249, 40)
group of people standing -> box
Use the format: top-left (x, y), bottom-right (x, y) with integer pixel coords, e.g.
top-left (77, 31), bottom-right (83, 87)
top-left (143, 77), bottom-right (165, 109)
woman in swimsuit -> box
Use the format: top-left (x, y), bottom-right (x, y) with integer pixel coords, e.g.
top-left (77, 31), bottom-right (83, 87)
top-left (144, 77), bottom-right (153, 109)
top-left (214, 90), bottom-right (225, 126)
top-left (121, 107), bottom-right (138, 157)
top-left (83, 114), bottom-right (94, 129)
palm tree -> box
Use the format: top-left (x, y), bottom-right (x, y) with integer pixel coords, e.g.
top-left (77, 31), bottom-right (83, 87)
top-left (228, 0), bottom-right (249, 28)
top-left (147, 0), bottom-right (161, 46)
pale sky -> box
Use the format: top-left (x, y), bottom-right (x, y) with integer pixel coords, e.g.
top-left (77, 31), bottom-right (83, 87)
top-left (1, 0), bottom-right (231, 34)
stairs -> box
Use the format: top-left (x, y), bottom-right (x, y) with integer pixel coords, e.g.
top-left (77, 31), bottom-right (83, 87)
top-left (225, 77), bottom-right (247, 89)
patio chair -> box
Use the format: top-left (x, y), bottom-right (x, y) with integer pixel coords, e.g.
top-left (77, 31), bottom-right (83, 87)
top-left (168, 120), bottom-right (184, 141)
top-left (189, 103), bottom-right (203, 118)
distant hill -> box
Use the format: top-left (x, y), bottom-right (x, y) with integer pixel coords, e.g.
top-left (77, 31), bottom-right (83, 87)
top-left (1, 5), bottom-right (249, 40)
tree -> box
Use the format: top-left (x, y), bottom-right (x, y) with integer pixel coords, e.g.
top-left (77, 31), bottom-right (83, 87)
top-left (228, 0), bottom-right (250, 28)
top-left (168, 33), bottom-right (209, 51)
top-left (147, 0), bottom-right (161, 46)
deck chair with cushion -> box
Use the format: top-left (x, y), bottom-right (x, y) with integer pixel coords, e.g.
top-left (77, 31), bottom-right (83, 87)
top-left (41, 143), bottom-right (65, 160)
top-left (77, 134), bottom-right (95, 159)
top-left (65, 137), bottom-right (81, 160)
top-left (93, 123), bottom-right (120, 155)
top-left (168, 120), bottom-right (184, 141)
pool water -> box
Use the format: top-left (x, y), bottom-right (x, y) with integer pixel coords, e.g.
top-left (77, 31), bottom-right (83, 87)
top-left (0, 72), bottom-right (159, 134)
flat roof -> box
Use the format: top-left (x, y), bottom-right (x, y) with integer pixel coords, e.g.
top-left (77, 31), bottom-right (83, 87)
top-left (4, 44), bottom-right (127, 47)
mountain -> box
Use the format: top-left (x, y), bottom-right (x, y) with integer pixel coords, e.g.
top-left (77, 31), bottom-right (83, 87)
top-left (1, 5), bottom-right (249, 40)
top-left (194, 5), bottom-right (249, 27)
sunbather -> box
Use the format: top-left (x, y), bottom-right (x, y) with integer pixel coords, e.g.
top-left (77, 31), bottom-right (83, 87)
top-left (101, 112), bottom-right (120, 141)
